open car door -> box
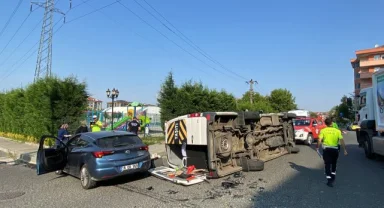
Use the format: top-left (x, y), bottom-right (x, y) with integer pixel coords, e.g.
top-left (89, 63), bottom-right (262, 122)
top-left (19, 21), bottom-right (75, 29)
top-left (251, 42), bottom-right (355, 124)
top-left (36, 135), bottom-right (67, 175)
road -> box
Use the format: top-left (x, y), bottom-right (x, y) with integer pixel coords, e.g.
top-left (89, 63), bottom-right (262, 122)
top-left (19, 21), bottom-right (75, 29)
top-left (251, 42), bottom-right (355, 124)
top-left (1, 132), bottom-right (384, 208)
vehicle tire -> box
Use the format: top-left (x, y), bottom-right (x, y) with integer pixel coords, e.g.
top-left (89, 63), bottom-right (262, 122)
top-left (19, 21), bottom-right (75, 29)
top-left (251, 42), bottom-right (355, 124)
top-left (80, 165), bottom-right (97, 190)
top-left (240, 157), bottom-right (264, 172)
top-left (287, 145), bottom-right (300, 154)
top-left (305, 134), bottom-right (313, 146)
top-left (363, 135), bottom-right (375, 159)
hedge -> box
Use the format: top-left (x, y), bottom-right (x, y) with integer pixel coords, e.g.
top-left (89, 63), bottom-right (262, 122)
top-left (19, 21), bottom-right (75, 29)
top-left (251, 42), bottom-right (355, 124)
top-left (0, 76), bottom-right (88, 143)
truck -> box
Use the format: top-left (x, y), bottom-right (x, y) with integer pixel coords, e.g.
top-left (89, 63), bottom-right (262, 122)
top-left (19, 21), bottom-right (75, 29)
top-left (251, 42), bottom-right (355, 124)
top-left (356, 87), bottom-right (374, 126)
top-left (356, 69), bottom-right (384, 158)
top-left (150, 111), bottom-right (300, 183)
top-left (288, 110), bottom-right (326, 145)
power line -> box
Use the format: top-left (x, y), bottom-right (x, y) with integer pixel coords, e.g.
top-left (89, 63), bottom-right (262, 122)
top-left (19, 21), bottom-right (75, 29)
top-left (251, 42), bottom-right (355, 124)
top-left (0, 0), bottom-right (23, 38)
top-left (80, 0), bottom-right (211, 76)
top-left (66, 0), bottom-right (119, 24)
top-left (138, 0), bottom-right (248, 81)
top-left (0, 0), bottom-right (114, 82)
top-left (118, 1), bottom-right (239, 80)
top-left (0, 17), bottom-right (60, 79)
top-left (0, 20), bottom-right (64, 83)
top-left (0, 17), bottom-right (44, 70)
top-left (0, 11), bottom-right (34, 57)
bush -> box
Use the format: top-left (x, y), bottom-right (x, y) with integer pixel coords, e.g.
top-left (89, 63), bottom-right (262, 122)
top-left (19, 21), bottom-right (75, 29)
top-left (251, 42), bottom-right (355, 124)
top-left (0, 76), bottom-right (88, 143)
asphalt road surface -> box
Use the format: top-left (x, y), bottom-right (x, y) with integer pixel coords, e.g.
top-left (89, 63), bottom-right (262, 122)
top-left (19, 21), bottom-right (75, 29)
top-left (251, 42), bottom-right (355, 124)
top-left (1, 132), bottom-right (384, 208)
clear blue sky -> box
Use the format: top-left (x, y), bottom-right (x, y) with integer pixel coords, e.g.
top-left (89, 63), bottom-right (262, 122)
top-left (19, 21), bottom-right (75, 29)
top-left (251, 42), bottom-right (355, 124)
top-left (0, 0), bottom-right (383, 112)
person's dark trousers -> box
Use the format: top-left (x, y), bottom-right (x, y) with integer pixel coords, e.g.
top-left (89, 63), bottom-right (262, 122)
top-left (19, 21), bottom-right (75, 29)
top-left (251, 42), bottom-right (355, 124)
top-left (323, 148), bottom-right (339, 184)
top-left (130, 130), bottom-right (138, 135)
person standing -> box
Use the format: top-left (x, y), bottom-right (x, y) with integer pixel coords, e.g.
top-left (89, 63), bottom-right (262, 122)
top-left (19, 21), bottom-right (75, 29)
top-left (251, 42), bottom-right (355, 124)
top-left (90, 115), bottom-right (103, 132)
top-left (128, 117), bottom-right (141, 135)
top-left (75, 120), bottom-right (89, 134)
top-left (56, 124), bottom-right (71, 147)
top-left (317, 118), bottom-right (348, 187)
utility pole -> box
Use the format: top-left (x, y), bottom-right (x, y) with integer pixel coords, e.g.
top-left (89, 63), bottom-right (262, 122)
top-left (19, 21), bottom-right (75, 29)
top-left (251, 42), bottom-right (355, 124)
top-left (246, 79), bottom-right (258, 104)
top-left (31, 0), bottom-right (71, 82)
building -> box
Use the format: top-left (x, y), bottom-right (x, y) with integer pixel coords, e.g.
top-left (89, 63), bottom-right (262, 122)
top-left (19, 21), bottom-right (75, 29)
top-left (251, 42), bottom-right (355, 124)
top-left (87, 96), bottom-right (103, 111)
top-left (351, 44), bottom-right (384, 96)
top-left (107, 100), bottom-right (130, 108)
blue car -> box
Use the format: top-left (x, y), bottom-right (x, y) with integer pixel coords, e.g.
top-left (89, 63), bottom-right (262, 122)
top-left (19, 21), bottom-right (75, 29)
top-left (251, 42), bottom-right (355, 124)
top-left (36, 131), bottom-right (151, 189)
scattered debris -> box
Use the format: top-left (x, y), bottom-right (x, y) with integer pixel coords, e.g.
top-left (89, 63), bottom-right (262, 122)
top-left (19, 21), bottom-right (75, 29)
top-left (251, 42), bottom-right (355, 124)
top-left (233, 194), bottom-right (243, 198)
top-left (233, 172), bottom-right (243, 178)
top-left (258, 187), bottom-right (265, 192)
top-left (258, 178), bottom-right (267, 183)
top-left (167, 190), bottom-right (178, 194)
top-left (247, 181), bottom-right (258, 189)
top-left (146, 186), bottom-right (154, 191)
top-left (222, 181), bottom-right (237, 189)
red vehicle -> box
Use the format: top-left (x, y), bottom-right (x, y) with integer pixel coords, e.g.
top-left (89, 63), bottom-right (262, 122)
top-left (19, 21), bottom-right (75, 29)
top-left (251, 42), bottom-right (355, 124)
top-left (293, 117), bottom-right (326, 145)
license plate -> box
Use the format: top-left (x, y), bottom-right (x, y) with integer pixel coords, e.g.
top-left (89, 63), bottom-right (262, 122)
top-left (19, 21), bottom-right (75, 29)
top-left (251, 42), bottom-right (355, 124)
top-left (121, 163), bottom-right (138, 171)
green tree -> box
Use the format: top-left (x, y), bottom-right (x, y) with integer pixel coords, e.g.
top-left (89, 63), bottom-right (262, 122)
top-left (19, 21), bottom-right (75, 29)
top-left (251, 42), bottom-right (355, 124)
top-left (309, 111), bottom-right (318, 118)
top-left (157, 72), bottom-right (179, 128)
top-left (328, 95), bottom-right (354, 125)
top-left (237, 91), bottom-right (275, 113)
top-left (158, 72), bottom-right (238, 128)
top-left (267, 88), bottom-right (297, 112)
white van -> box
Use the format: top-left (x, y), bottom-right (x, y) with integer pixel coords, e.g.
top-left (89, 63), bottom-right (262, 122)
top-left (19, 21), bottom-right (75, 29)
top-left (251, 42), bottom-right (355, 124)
top-left (150, 111), bottom-right (299, 184)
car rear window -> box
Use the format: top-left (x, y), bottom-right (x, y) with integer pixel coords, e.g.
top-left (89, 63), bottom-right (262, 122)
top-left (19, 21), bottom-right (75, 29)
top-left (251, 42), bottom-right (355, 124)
top-left (96, 135), bottom-right (142, 148)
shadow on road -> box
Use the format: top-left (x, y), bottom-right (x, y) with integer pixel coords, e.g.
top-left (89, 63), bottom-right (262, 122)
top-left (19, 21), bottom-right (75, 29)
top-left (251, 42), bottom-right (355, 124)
top-left (251, 143), bottom-right (384, 208)
top-left (18, 151), bottom-right (37, 164)
top-left (98, 172), bottom-right (151, 187)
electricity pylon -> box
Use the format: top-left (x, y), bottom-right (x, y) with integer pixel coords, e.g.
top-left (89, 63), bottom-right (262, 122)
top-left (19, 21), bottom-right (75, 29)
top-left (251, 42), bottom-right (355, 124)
top-left (31, 0), bottom-right (70, 82)
top-left (246, 79), bottom-right (258, 104)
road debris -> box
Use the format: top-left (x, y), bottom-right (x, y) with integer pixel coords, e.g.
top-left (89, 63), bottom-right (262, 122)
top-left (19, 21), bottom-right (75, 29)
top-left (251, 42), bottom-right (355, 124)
top-left (146, 186), bottom-right (154, 191)
top-left (167, 190), bottom-right (178, 194)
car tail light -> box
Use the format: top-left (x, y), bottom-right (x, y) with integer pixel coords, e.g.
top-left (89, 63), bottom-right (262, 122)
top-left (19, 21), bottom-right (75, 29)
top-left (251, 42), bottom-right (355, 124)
top-left (189, 113), bottom-right (201, 117)
top-left (140, 146), bottom-right (149, 151)
top-left (92, 151), bottom-right (114, 158)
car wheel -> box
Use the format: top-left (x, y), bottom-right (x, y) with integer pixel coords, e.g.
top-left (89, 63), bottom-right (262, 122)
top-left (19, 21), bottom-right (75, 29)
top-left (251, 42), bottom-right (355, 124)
top-left (80, 165), bottom-right (97, 190)
top-left (305, 134), bottom-right (313, 146)
top-left (363, 136), bottom-right (375, 159)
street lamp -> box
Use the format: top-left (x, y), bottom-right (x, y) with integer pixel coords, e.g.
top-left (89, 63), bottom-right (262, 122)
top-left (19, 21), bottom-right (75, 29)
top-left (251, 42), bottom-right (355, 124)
top-left (106, 88), bottom-right (119, 130)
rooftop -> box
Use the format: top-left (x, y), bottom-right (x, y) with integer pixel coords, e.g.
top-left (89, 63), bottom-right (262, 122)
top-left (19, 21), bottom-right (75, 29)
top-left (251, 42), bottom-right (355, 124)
top-left (106, 100), bottom-right (130, 104)
top-left (87, 96), bottom-right (102, 102)
top-left (355, 45), bottom-right (384, 56)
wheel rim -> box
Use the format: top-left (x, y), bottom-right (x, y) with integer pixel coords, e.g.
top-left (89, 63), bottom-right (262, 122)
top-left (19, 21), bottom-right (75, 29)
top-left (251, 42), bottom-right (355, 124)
top-left (81, 167), bottom-right (88, 187)
top-left (221, 138), bottom-right (229, 151)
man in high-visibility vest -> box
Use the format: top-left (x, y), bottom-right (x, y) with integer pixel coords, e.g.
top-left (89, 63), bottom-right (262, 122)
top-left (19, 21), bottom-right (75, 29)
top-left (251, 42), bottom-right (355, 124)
top-left (317, 118), bottom-right (348, 187)
top-left (90, 115), bottom-right (103, 132)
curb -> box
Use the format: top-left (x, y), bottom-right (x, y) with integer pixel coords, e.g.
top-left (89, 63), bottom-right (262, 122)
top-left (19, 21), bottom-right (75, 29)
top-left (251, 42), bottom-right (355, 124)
top-left (0, 147), bottom-right (37, 165)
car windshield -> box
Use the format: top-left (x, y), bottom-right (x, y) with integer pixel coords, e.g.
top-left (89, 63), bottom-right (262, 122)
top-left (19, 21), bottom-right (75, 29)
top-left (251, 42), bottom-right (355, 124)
top-left (96, 135), bottom-right (142, 148)
top-left (293, 119), bottom-right (311, 126)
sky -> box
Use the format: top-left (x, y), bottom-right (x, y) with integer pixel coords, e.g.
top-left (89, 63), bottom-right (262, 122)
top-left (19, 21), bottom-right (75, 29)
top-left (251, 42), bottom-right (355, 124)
top-left (0, 0), bottom-right (383, 112)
